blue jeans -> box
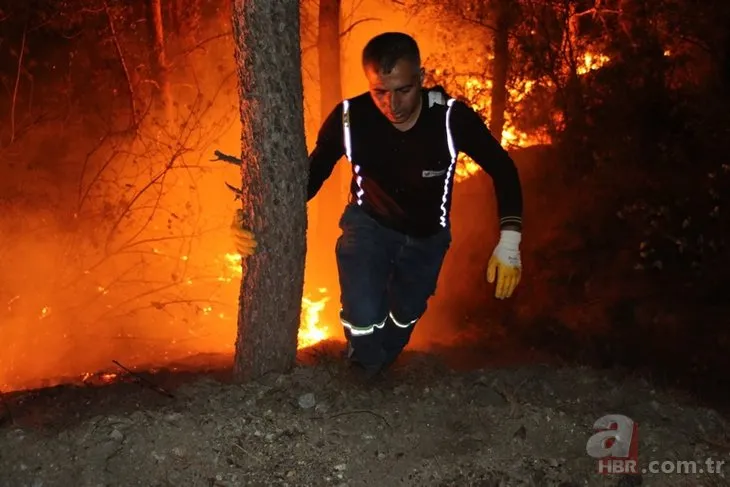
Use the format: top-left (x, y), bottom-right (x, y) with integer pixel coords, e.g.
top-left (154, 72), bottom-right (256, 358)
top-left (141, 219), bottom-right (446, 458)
top-left (335, 203), bottom-right (451, 372)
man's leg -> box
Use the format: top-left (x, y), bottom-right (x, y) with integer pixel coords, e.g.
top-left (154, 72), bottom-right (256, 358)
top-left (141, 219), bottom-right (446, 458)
top-left (335, 204), bottom-right (396, 375)
top-left (383, 228), bottom-right (451, 366)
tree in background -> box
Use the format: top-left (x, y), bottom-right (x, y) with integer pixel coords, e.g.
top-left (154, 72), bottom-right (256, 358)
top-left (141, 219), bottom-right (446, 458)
top-left (307, 0), bottom-right (349, 318)
top-left (488, 0), bottom-right (517, 141)
top-left (168, 0), bottom-right (202, 41)
top-left (396, 0), bottom-right (516, 142)
top-left (230, 0), bottom-right (309, 381)
top-left (146, 0), bottom-right (173, 122)
top-left (318, 0), bottom-right (343, 122)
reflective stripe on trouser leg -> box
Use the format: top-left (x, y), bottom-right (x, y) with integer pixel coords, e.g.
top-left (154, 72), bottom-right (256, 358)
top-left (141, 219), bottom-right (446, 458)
top-left (382, 311), bottom-right (421, 366)
top-left (389, 311), bottom-right (418, 329)
top-left (340, 315), bottom-right (387, 336)
top-left (340, 311), bottom-right (387, 372)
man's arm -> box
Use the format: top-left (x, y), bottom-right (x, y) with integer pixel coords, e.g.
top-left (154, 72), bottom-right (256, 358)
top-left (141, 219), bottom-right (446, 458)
top-left (307, 103), bottom-right (346, 201)
top-left (450, 101), bottom-right (523, 231)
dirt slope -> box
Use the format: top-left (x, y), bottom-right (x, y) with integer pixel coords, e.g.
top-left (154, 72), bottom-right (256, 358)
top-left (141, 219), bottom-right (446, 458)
top-left (1, 345), bottom-right (728, 487)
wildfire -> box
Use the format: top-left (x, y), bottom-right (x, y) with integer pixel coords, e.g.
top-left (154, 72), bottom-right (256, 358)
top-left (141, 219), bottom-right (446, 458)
top-left (225, 252), bottom-right (333, 349)
top-left (300, 291), bottom-right (331, 348)
top-left (452, 77), bottom-right (545, 182)
top-left (577, 51), bottom-right (610, 75)
top-left (451, 49), bottom-right (609, 182)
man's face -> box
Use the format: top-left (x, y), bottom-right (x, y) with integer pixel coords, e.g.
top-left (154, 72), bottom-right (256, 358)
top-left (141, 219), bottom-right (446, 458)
top-left (364, 58), bottom-right (423, 124)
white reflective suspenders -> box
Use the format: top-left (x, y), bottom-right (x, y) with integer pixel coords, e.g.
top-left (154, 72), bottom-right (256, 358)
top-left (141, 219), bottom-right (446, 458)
top-left (340, 94), bottom-right (458, 218)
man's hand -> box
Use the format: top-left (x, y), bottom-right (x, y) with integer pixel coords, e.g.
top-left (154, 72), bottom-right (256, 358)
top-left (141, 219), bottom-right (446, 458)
top-left (486, 229), bottom-right (522, 299)
top-left (230, 209), bottom-right (257, 257)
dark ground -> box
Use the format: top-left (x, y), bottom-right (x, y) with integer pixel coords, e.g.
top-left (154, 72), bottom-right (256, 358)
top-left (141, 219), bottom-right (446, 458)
top-left (1, 341), bottom-right (729, 487)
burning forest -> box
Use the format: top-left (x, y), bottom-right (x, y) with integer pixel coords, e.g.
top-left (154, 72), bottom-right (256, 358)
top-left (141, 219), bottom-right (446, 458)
top-left (0, 0), bottom-right (618, 392)
top-left (1, 0), bottom-right (730, 485)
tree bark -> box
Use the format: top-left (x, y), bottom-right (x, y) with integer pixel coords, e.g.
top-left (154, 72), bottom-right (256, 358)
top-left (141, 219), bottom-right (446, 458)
top-left (489, 0), bottom-right (510, 144)
top-left (147, 0), bottom-right (172, 121)
top-left (231, 0), bottom-right (309, 382)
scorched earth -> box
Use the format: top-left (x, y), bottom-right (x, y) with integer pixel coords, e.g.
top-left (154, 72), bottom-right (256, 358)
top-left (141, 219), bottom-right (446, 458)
top-left (0, 342), bottom-right (728, 487)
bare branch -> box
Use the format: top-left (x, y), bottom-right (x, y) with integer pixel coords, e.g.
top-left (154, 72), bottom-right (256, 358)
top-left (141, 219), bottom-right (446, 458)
top-left (173, 32), bottom-right (233, 62)
top-left (112, 360), bottom-right (174, 398)
top-left (211, 149), bottom-right (242, 165)
top-left (340, 17), bottom-right (380, 38)
top-left (225, 182), bottom-right (243, 199)
top-left (9, 21), bottom-right (27, 144)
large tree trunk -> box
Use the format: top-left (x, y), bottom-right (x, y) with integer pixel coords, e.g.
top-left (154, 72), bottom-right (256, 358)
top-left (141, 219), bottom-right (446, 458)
top-left (489, 0), bottom-right (510, 144)
top-left (146, 0), bottom-right (172, 121)
top-left (231, 0), bottom-right (309, 382)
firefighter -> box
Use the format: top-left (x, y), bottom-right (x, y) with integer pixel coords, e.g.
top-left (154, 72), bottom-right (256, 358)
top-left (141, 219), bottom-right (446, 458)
top-left (232, 32), bottom-right (524, 380)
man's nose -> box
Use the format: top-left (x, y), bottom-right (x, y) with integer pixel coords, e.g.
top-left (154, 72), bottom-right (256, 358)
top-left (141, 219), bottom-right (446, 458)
top-left (389, 93), bottom-right (399, 112)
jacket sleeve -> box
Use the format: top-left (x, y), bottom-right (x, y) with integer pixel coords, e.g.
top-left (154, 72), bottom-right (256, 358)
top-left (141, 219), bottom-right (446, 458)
top-left (307, 103), bottom-right (346, 201)
top-left (450, 100), bottom-right (523, 231)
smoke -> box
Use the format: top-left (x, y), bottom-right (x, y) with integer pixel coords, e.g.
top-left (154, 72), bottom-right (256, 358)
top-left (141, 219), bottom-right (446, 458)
top-left (0, 8), bottom-right (258, 390)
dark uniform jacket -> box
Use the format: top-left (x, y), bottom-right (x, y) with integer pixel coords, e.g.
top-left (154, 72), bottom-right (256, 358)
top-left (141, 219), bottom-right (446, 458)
top-left (307, 86), bottom-right (523, 238)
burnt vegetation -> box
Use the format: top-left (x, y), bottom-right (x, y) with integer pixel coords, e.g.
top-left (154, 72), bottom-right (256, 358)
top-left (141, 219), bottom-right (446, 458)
top-left (0, 0), bottom-right (729, 407)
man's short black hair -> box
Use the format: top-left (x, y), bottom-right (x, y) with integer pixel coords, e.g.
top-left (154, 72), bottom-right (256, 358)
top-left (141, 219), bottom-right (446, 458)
top-left (362, 32), bottom-right (421, 74)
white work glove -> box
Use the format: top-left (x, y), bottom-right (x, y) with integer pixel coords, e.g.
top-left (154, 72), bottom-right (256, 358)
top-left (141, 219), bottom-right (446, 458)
top-left (486, 230), bottom-right (522, 299)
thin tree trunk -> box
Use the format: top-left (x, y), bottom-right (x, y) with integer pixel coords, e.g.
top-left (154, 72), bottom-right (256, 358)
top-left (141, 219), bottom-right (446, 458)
top-left (490, 0), bottom-right (510, 144)
top-left (317, 0), bottom-right (348, 210)
top-left (310, 0), bottom-right (346, 302)
top-left (9, 22), bottom-right (27, 144)
top-left (184, 0), bottom-right (202, 43)
top-left (147, 0), bottom-right (173, 121)
top-left (318, 0), bottom-right (342, 123)
top-left (231, 0), bottom-right (309, 382)
top-left (168, 0), bottom-right (182, 36)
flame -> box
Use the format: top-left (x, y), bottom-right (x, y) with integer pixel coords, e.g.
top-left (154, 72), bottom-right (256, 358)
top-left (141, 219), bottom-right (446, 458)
top-left (225, 253), bottom-right (333, 349)
top-left (451, 50), bottom-right (608, 183)
top-left (451, 76), bottom-right (546, 182)
top-left (300, 289), bottom-right (331, 348)
top-left (577, 51), bottom-right (610, 75)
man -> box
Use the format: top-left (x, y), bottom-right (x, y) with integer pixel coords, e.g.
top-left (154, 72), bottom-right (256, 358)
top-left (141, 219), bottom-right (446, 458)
top-left (233, 32), bottom-right (524, 379)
